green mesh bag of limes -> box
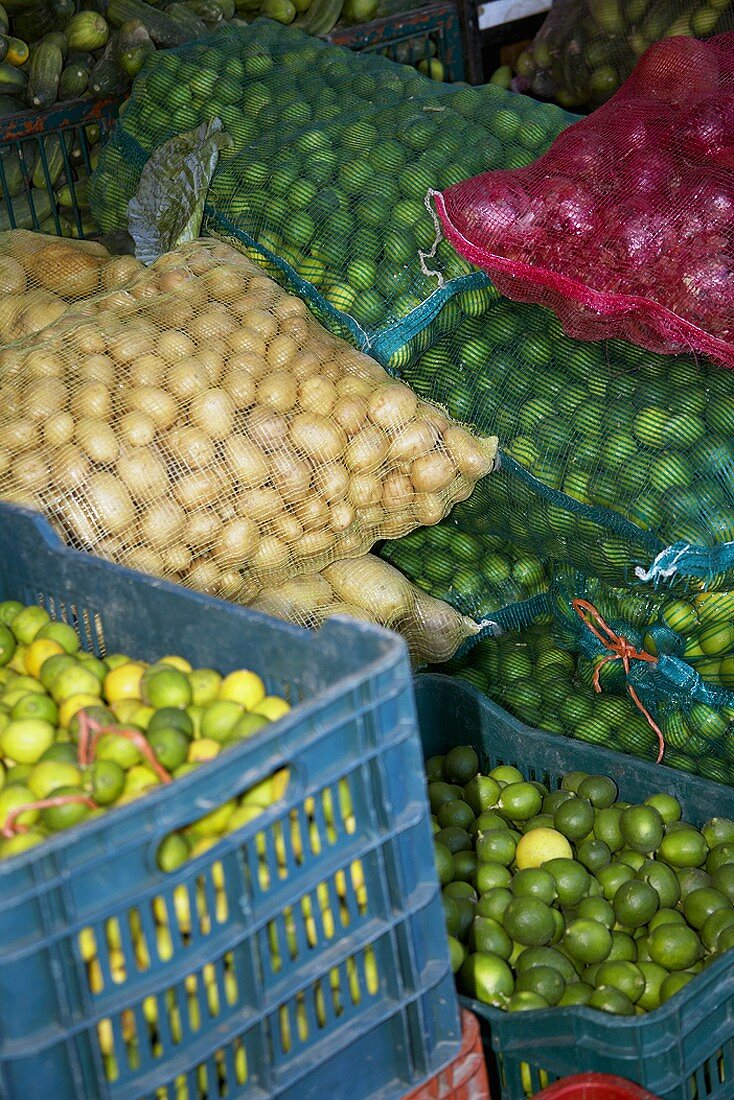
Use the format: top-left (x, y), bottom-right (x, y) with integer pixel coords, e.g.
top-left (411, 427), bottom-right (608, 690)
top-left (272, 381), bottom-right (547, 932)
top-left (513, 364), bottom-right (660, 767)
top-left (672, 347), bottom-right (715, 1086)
top-left (90, 18), bottom-right (576, 366)
top-left (393, 285), bottom-right (734, 596)
top-left (543, 567), bottom-right (734, 786)
top-left (440, 614), bottom-right (734, 784)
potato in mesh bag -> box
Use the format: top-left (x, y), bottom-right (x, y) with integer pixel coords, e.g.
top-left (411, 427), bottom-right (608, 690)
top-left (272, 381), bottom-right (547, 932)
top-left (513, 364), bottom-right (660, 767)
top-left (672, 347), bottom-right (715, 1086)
top-left (250, 554), bottom-right (482, 665)
top-left (0, 238), bottom-right (498, 598)
top-left (0, 230), bottom-right (144, 346)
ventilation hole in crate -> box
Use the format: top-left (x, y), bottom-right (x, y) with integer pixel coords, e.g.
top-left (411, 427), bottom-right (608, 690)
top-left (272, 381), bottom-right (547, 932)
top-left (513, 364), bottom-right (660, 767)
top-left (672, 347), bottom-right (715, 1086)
top-left (129, 908), bottom-right (152, 972)
top-left (105, 916), bottom-right (127, 985)
top-left (97, 1018), bottom-right (118, 1082)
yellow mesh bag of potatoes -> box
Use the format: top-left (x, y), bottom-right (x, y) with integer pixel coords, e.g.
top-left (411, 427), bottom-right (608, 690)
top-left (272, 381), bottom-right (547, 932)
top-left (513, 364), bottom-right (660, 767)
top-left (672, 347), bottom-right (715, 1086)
top-left (0, 230), bottom-right (144, 346)
top-left (250, 554), bottom-right (484, 665)
top-left (0, 238), bottom-right (498, 599)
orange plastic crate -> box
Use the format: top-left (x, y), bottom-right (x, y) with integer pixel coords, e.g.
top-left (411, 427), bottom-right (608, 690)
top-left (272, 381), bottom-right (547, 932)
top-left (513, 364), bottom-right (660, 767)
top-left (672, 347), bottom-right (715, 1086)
top-left (404, 1010), bottom-right (490, 1100)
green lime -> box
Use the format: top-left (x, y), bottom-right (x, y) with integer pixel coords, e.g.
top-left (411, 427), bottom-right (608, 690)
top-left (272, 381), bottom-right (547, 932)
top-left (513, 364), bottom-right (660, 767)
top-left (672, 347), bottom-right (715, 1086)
top-left (443, 895), bottom-right (460, 937)
top-left (577, 775), bottom-right (617, 808)
top-left (147, 707), bottom-right (194, 737)
top-left (648, 908), bottom-right (687, 932)
top-left (0, 625), bottom-right (15, 667)
top-left (0, 600), bottom-right (23, 626)
top-left (507, 990), bottom-right (549, 1011)
top-left (0, 718), bottom-right (55, 764)
top-left (707, 843), bottom-right (734, 874)
top-left (503, 897), bottom-right (556, 947)
top-left (616, 850), bottom-right (647, 872)
top-left (40, 785), bottom-right (93, 831)
top-left (448, 936), bottom-right (467, 973)
top-left (677, 867), bottom-right (713, 899)
top-left (148, 728), bottom-right (189, 772)
top-left (36, 622), bottom-right (78, 654)
top-left (712, 864), bottom-right (734, 903)
top-left (428, 781), bottom-right (465, 812)
top-left (453, 850), bottom-right (479, 884)
top-left (703, 818), bottom-right (734, 848)
top-left (563, 919), bottom-right (613, 965)
top-left (40, 742), bottom-right (78, 765)
top-left (511, 868), bottom-right (557, 904)
top-left (90, 759), bottom-right (126, 806)
top-left (459, 951), bottom-right (514, 1006)
top-left (596, 862), bottom-right (636, 901)
top-left (543, 789), bottom-right (575, 815)
top-left (648, 923), bottom-right (703, 971)
top-left (716, 926), bottom-right (734, 955)
top-left (200, 700), bottom-right (245, 743)
top-left (644, 792), bottom-right (682, 825)
top-left (607, 931), bottom-right (637, 962)
top-left (523, 814), bottom-right (556, 833)
top-left (141, 667), bottom-right (191, 709)
top-left (12, 694), bottom-right (57, 725)
top-left (659, 971), bottom-right (696, 1003)
top-left (444, 881), bottom-right (477, 903)
top-left (545, 858), bottom-right (591, 907)
top-left (659, 828), bottom-right (708, 868)
top-left (435, 826), bottom-right (473, 855)
top-left (636, 859), bottom-right (680, 909)
top-left (516, 964), bottom-right (564, 1006)
top-left (702, 906), bottom-right (734, 951)
top-left (489, 765), bottom-right (524, 785)
top-left (156, 832), bottom-right (190, 872)
top-left (619, 805), bottom-right (665, 854)
top-left (594, 960), bottom-right (645, 1004)
top-left (27, 760), bottom-right (81, 800)
top-left (11, 605), bottom-right (50, 645)
top-left (682, 887), bottom-right (730, 930)
top-left (613, 880), bottom-right (659, 928)
top-left (454, 897), bottom-right (476, 942)
top-left (558, 981), bottom-right (594, 1006)
top-left (637, 962), bottom-right (668, 1011)
top-left (434, 841), bottom-right (454, 886)
top-left (515, 945), bottom-right (578, 984)
top-left (471, 915), bottom-right (512, 959)
top-left (470, 811), bottom-right (510, 836)
top-left (594, 807), bottom-right (625, 851)
top-left (587, 985), bottom-right (634, 1015)
top-left (476, 829), bottom-right (519, 866)
top-left (561, 771), bottom-right (589, 793)
top-left (437, 799), bottom-right (475, 832)
top-left (498, 782), bottom-right (543, 822)
top-left (476, 863), bottom-right (513, 893)
top-left (443, 745), bottom-right (479, 785)
top-left (464, 774), bottom-right (501, 815)
top-left (576, 896), bottom-right (615, 930)
top-left (425, 755), bottom-right (445, 781)
top-left (577, 838), bottom-right (612, 873)
top-left (477, 887), bottom-right (513, 923)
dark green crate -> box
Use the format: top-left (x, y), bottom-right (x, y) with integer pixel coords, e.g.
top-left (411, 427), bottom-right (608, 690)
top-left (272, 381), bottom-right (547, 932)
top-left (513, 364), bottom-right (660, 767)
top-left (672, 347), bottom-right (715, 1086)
top-left (0, 96), bottom-right (123, 239)
top-left (329, 1), bottom-right (465, 82)
top-left (415, 672), bottom-right (734, 1100)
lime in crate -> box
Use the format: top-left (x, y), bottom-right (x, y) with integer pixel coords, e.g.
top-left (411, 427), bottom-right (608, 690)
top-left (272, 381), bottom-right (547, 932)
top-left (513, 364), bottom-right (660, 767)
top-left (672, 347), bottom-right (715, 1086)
top-left (416, 672), bottom-right (734, 1100)
top-left (0, 501), bottom-right (460, 1100)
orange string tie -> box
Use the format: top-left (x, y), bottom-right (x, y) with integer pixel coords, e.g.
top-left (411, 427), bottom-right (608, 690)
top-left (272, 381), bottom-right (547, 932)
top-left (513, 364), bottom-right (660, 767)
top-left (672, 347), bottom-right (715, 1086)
top-left (87, 722), bottom-right (173, 785)
top-left (571, 597), bottom-right (666, 765)
top-left (1, 794), bottom-right (98, 839)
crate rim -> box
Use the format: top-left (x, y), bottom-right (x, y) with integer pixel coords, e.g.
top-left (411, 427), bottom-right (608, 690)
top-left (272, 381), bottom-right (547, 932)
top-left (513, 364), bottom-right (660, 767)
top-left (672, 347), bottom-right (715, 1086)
top-left (417, 672), bottom-right (734, 1035)
top-left (0, 503), bottom-right (411, 881)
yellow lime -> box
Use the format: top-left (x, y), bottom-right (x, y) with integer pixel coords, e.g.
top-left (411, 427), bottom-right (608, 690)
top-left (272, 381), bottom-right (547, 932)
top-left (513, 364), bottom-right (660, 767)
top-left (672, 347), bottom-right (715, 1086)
top-left (128, 704), bottom-right (154, 730)
top-left (24, 638), bottom-right (64, 680)
top-left (51, 664), bottom-right (101, 705)
top-left (95, 731), bottom-right (142, 769)
top-left (156, 833), bottom-right (190, 872)
top-left (459, 951), bottom-right (514, 1006)
top-left (200, 700), bottom-right (244, 742)
top-left (0, 783), bottom-right (40, 829)
top-left (123, 765), bottom-right (160, 796)
top-left (188, 668), bottom-right (222, 707)
top-left (58, 693), bottom-right (103, 729)
top-left (12, 693), bottom-right (58, 725)
top-left (0, 600), bottom-right (23, 625)
top-left (111, 698), bottom-right (142, 724)
top-left (158, 655), bottom-right (192, 673)
top-left (515, 828), bottom-right (573, 869)
top-left (229, 712), bottom-right (269, 742)
top-left (0, 718), bottom-right (55, 763)
top-left (103, 661), bottom-right (146, 703)
top-left (251, 696), bottom-right (290, 721)
top-left (188, 738), bottom-right (221, 762)
top-left (218, 669), bottom-right (266, 709)
top-left (28, 760), bottom-right (82, 799)
top-left (7, 646), bottom-right (27, 673)
top-left (39, 653), bottom-right (78, 692)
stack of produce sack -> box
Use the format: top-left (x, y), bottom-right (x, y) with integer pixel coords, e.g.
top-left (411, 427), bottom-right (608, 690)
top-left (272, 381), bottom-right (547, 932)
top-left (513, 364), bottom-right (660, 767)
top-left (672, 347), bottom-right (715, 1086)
top-left (0, 230), bottom-right (497, 665)
top-left (519, 0), bottom-right (734, 108)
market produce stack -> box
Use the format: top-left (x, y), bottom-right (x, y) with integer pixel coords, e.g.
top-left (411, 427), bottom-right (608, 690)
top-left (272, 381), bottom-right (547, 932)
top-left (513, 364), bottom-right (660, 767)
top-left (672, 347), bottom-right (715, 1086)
top-left (87, 19), bottom-right (734, 780)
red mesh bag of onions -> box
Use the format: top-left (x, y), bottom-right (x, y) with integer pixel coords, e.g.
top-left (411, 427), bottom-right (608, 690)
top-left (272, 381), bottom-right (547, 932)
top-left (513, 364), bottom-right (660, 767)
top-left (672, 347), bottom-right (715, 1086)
top-left (430, 33), bottom-right (734, 367)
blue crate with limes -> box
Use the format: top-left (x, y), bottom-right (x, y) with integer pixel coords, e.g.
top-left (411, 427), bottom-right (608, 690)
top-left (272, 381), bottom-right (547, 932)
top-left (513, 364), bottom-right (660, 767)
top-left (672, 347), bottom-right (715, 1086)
top-left (0, 96), bottom-right (123, 239)
top-left (415, 672), bottom-right (734, 1100)
top-left (329, 1), bottom-right (465, 82)
top-left (0, 502), bottom-right (461, 1100)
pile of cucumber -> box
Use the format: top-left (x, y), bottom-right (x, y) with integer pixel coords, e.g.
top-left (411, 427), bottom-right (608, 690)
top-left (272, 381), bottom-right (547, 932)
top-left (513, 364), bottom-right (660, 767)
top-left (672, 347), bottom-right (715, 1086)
top-left (0, 0), bottom-right (394, 120)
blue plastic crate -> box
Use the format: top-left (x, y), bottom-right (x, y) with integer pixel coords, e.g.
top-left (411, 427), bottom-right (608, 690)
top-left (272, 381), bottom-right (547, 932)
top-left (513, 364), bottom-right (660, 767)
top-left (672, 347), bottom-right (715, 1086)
top-left (0, 504), bottom-right (461, 1100)
top-left (415, 673), bottom-right (734, 1100)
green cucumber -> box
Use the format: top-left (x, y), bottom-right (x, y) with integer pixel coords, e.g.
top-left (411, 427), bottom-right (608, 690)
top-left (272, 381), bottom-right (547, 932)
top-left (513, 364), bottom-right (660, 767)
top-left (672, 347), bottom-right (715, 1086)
top-left (164, 3), bottom-right (208, 35)
top-left (0, 187), bottom-right (53, 230)
top-left (0, 5), bottom-right (7, 33)
top-left (0, 59), bottom-right (26, 93)
top-left (11, 4), bottom-right (57, 41)
top-left (184, 0), bottom-right (226, 24)
top-left (89, 43), bottom-right (130, 99)
top-left (2, 36), bottom-right (30, 65)
top-left (296, 0), bottom-right (343, 35)
top-left (32, 132), bottom-right (72, 189)
top-left (66, 49), bottom-right (95, 69)
top-left (65, 11), bottom-right (110, 51)
top-left (106, 0), bottom-right (190, 46)
top-left (39, 213), bottom-right (72, 236)
top-left (39, 30), bottom-right (68, 57)
top-left (1, 0), bottom-right (42, 11)
top-left (26, 39), bottom-right (63, 107)
top-left (56, 177), bottom-right (89, 208)
top-left (261, 0), bottom-right (296, 23)
top-left (0, 91), bottom-right (20, 113)
top-left (59, 59), bottom-right (90, 98)
top-left (115, 18), bottom-right (154, 77)
top-left (1, 145), bottom-right (33, 197)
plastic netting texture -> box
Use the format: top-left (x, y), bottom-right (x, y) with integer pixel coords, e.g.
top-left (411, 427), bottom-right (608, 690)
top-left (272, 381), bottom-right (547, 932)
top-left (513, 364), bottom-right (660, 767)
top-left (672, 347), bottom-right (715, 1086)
top-left (524, 0), bottom-right (734, 109)
top-left (434, 33), bottom-right (734, 366)
top-left (89, 18), bottom-right (576, 369)
top-left (0, 234), bottom-right (496, 601)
